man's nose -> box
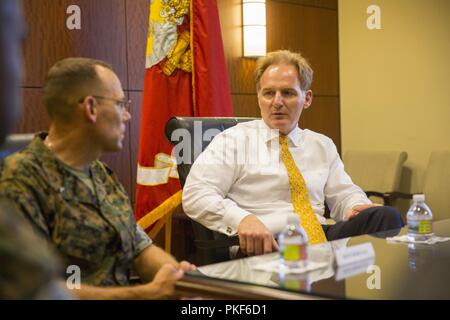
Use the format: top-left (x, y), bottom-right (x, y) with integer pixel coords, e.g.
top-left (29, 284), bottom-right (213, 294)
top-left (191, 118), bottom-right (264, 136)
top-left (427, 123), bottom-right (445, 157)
top-left (273, 91), bottom-right (283, 107)
top-left (122, 110), bottom-right (131, 122)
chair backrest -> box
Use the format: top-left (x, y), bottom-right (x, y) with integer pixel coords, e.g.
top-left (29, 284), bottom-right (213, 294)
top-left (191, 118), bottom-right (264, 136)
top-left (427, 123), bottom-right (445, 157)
top-left (343, 150), bottom-right (408, 195)
top-left (165, 116), bottom-right (258, 264)
top-left (0, 134), bottom-right (34, 160)
top-left (423, 151), bottom-right (450, 221)
top-left (165, 116), bottom-right (258, 187)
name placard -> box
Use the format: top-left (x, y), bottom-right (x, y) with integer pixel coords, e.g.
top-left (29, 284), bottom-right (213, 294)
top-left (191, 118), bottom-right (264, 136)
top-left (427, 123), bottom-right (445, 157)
top-left (334, 242), bottom-right (375, 267)
top-left (335, 258), bottom-right (375, 281)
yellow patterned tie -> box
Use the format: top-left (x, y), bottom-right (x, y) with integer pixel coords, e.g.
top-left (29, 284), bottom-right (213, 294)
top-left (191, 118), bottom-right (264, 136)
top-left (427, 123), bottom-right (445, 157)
top-left (279, 135), bottom-right (327, 244)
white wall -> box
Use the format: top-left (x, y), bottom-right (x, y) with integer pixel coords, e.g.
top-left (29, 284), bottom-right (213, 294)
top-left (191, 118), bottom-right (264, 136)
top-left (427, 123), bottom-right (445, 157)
top-left (339, 0), bottom-right (450, 195)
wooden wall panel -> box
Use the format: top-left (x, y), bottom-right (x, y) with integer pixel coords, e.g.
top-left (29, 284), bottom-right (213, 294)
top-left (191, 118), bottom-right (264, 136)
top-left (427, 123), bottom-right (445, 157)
top-left (15, 89), bottom-right (49, 133)
top-left (125, 0), bottom-right (149, 91)
top-left (272, 0), bottom-right (337, 10)
top-left (232, 94), bottom-right (259, 117)
top-left (100, 124), bottom-right (132, 199)
top-left (22, 0), bottom-right (127, 88)
top-left (128, 91), bottom-right (143, 204)
top-left (229, 59), bottom-right (258, 95)
top-left (299, 96), bottom-right (341, 150)
top-left (217, 0), bottom-right (258, 96)
top-left (267, 0), bottom-right (339, 96)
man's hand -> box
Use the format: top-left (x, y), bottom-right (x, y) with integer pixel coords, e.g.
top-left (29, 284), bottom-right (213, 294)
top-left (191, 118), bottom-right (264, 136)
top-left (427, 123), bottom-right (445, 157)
top-left (237, 214), bottom-right (278, 256)
top-left (72, 263), bottom-right (188, 300)
top-left (178, 260), bottom-right (196, 272)
top-left (142, 263), bottom-right (185, 299)
top-left (344, 203), bottom-right (382, 220)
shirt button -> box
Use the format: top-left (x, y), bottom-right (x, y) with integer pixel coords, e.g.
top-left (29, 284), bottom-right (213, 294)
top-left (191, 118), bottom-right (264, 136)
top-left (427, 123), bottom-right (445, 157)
top-left (226, 227), bottom-right (232, 234)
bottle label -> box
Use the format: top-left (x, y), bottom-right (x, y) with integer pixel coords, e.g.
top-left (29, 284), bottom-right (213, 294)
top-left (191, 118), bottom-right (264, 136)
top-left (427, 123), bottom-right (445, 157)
top-left (284, 244), bottom-right (307, 262)
top-left (418, 220), bottom-right (432, 234)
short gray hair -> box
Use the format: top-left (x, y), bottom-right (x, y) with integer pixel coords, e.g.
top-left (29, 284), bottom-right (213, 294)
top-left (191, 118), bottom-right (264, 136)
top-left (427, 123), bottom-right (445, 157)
top-left (43, 57), bottom-right (112, 120)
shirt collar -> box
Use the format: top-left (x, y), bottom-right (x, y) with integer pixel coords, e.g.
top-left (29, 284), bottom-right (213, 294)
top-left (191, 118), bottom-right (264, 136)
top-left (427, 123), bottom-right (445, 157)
top-left (258, 119), bottom-right (303, 147)
top-left (27, 132), bottom-right (101, 193)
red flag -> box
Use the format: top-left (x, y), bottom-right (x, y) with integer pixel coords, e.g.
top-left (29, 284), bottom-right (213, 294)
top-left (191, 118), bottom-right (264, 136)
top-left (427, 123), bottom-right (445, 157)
top-left (135, 0), bottom-right (233, 240)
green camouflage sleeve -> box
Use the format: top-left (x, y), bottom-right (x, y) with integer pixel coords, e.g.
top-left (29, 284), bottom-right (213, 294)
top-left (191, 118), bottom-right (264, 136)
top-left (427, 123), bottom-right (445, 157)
top-left (102, 161), bottom-right (153, 258)
top-left (133, 224), bottom-right (152, 258)
top-left (0, 178), bottom-right (50, 237)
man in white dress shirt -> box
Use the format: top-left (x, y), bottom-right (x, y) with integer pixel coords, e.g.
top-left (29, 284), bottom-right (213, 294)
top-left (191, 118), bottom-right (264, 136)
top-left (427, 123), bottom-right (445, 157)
top-left (182, 50), bottom-right (403, 257)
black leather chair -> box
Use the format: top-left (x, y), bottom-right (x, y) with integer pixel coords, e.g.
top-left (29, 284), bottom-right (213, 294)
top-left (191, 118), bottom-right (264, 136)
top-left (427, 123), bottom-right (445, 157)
top-left (0, 133), bottom-right (34, 160)
top-left (165, 116), bottom-right (258, 265)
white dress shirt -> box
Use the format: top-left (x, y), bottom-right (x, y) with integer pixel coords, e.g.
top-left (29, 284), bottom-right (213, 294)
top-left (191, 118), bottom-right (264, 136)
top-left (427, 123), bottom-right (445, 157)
top-left (182, 120), bottom-right (371, 236)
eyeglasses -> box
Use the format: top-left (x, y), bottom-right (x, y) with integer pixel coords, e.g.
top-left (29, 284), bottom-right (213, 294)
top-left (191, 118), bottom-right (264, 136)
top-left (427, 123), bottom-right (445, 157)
top-left (93, 95), bottom-right (131, 113)
top-left (79, 95), bottom-right (131, 113)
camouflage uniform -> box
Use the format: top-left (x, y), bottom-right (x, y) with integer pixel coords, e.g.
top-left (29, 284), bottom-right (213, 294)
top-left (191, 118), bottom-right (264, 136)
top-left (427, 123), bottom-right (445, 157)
top-left (0, 198), bottom-right (65, 299)
top-left (0, 133), bottom-right (152, 286)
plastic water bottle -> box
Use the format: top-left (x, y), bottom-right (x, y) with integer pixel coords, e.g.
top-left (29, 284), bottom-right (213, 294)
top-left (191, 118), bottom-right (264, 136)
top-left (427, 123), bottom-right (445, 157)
top-left (279, 214), bottom-right (308, 270)
top-left (406, 194), bottom-right (434, 241)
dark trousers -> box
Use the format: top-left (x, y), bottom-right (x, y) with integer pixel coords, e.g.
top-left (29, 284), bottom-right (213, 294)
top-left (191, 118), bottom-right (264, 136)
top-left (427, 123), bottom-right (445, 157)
top-left (322, 206), bottom-right (404, 241)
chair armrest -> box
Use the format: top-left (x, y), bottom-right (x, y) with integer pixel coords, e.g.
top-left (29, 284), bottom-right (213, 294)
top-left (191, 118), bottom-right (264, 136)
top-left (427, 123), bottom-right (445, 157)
top-left (365, 191), bottom-right (413, 206)
top-left (389, 191), bottom-right (414, 201)
top-left (365, 191), bottom-right (391, 205)
top-left (194, 235), bottom-right (239, 250)
top-left (365, 191), bottom-right (385, 198)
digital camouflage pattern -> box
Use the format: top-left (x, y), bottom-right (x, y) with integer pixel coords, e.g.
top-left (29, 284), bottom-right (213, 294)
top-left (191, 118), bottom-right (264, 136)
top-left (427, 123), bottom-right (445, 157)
top-left (0, 198), bottom-right (62, 299)
top-left (0, 133), bottom-right (152, 286)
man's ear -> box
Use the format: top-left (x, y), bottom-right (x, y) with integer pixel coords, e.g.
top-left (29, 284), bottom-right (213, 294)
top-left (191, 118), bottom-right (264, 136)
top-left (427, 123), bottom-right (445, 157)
top-left (303, 90), bottom-right (313, 109)
top-left (82, 97), bottom-right (97, 123)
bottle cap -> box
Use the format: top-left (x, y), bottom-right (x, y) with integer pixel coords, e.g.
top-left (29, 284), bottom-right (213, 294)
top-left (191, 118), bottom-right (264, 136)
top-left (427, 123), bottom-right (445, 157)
top-left (413, 194), bottom-right (425, 202)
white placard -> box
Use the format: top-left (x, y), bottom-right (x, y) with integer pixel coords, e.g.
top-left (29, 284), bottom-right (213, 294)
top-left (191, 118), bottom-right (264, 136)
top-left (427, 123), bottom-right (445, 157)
top-left (335, 258), bottom-right (375, 281)
top-left (334, 242), bottom-right (375, 267)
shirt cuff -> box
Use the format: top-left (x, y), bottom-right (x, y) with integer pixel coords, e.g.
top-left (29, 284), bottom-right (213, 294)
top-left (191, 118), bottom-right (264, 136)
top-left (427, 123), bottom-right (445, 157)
top-left (221, 204), bottom-right (251, 236)
top-left (342, 198), bottom-right (373, 220)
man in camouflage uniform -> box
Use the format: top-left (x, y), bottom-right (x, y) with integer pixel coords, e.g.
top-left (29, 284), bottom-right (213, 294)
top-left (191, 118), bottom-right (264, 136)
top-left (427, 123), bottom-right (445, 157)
top-left (0, 0), bottom-right (71, 299)
top-left (0, 57), bottom-right (194, 299)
